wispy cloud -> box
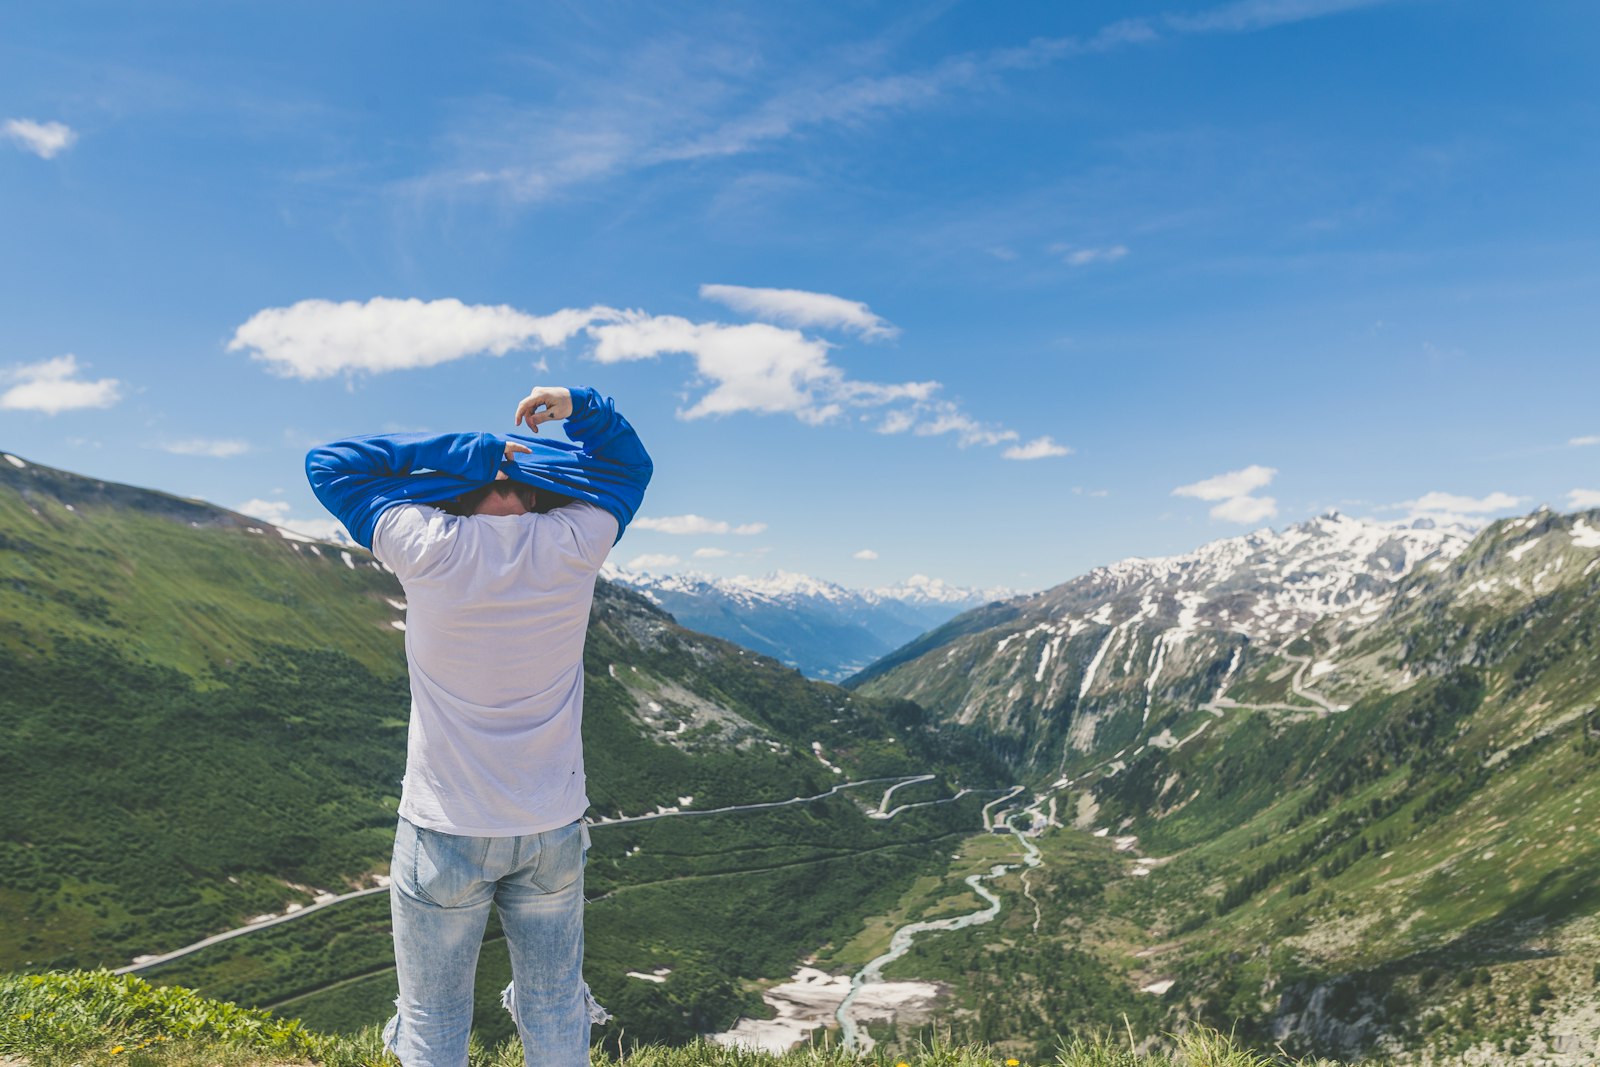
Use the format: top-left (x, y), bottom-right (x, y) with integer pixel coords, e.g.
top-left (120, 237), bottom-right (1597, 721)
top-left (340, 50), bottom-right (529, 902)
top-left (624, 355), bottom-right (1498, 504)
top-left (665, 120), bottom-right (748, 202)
top-left (692, 547), bottom-right (730, 559)
top-left (1569, 435), bottom-right (1600, 447)
top-left (236, 498), bottom-right (349, 542)
top-left (699, 284), bottom-right (899, 340)
top-left (0, 355), bottom-right (122, 414)
top-left (3, 118), bottom-right (77, 159)
top-left (158, 438), bottom-right (250, 458)
top-left (634, 514), bottom-right (766, 536)
top-left (1570, 489), bottom-right (1600, 510)
top-left (1400, 491), bottom-right (1524, 515)
top-left (877, 399), bottom-right (1019, 447)
top-left (1209, 495), bottom-right (1278, 523)
top-left (1173, 465), bottom-right (1276, 500)
top-left (1387, 490), bottom-right (1526, 527)
top-left (407, 0), bottom-right (1394, 204)
top-left (1163, 0), bottom-right (1393, 34)
top-left (229, 297), bottom-right (602, 380)
top-left (626, 553), bottom-right (682, 572)
top-left (853, 548), bottom-right (879, 560)
top-left (1052, 244), bottom-right (1130, 267)
top-left (1003, 436), bottom-right (1072, 461)
top-left (1173, 464), bottom-right (1278, 523)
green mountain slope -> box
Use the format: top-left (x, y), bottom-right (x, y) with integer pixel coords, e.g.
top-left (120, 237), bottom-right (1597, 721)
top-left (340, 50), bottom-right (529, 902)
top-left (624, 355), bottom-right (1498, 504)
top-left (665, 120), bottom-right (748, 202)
top-left (0, 452), bottom-right (1005, 1046)
top-left (852, 510), bottom-right (1600, 1063)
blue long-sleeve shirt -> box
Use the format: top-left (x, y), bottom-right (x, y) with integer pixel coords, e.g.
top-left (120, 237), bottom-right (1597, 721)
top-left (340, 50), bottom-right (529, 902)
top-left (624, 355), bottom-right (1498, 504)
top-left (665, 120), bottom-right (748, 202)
top-left (305, 387), bottom-right (652, 550)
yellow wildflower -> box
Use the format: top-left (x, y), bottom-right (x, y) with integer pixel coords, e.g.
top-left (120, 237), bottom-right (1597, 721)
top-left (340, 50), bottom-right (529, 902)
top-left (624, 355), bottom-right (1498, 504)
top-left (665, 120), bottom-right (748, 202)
top-left (1006, 1059), bottom-right (1020, 1066)
top-left (110, 1046), bottom-right (126, 1055)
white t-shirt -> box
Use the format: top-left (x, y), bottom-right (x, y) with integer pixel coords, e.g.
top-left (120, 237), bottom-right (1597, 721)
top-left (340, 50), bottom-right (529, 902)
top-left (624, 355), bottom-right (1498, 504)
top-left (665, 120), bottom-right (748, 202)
top-left (371, 500), bottom-right (619, 836)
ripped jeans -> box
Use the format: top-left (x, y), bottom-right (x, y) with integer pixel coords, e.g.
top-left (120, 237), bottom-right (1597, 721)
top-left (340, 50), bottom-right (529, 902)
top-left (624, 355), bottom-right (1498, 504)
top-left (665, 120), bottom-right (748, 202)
top-left (383, 816), bottom-right (609, 1067)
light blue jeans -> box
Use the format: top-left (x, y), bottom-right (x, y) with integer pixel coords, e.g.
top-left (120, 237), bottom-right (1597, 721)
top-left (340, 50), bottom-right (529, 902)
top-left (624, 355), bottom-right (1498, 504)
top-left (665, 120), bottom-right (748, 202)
top-left (382, 816), bottom-right (608, 1067)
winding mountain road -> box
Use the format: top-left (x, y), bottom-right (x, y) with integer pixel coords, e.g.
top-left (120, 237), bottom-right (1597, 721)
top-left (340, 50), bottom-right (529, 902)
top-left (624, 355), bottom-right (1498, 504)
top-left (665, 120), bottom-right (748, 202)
top-left (113, 773), bottom-right (980, 976)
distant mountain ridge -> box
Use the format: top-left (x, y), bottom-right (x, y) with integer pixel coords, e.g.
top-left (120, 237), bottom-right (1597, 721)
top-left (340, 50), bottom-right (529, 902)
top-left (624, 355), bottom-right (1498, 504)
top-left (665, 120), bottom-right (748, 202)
top-left (603, 565), bottom-right (1011, 682)
top-left (850, 511), bottom-right (1474, 765)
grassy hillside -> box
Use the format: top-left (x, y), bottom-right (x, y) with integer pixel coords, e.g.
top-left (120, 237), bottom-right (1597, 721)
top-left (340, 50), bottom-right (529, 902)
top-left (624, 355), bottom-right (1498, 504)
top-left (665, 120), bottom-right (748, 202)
top-left (0, 970), bottom-right (1347, 1067)
top-left (846, 510), bottom-right (1600, 1063)
top-left (0, 454), bottom-right (1005, 1047)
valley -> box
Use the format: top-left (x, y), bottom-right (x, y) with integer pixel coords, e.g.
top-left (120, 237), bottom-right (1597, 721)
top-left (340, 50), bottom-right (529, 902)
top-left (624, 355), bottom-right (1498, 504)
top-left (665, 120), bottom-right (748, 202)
top-left (6, 449), bottom-right (1600, 1064)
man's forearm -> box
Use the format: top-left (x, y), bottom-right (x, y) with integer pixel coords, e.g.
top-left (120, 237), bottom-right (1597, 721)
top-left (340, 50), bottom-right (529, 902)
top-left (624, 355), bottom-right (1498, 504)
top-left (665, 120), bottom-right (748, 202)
top-left (305, 432), bottom-right (506, 549)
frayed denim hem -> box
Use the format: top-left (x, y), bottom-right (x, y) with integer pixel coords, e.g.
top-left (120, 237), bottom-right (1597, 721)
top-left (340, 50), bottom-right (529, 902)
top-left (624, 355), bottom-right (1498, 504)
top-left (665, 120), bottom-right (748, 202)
top-left (499, 981), bottom-right (612, 1026)
top-left (382, 1000), bottom-right (401, 1057)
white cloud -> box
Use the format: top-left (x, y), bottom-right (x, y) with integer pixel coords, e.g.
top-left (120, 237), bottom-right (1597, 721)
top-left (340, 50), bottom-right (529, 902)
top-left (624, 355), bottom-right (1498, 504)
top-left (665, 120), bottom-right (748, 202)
top-left (877, 410), bottom-right (917, 435)
top-left (3, 118), bottom-right (77, 159)
top-left (236, 291), bottom-right (1034, 458)
top-left (1569, 489), bottom-right (1600, 510)
top-left (853, 549), bottom-right (879, 560)
top-left (633, 514), bottom-right (766, 536)
top-left (626, 553), bottom-right (681, 572)
top-left (590, 315), bottom-right (839, 421)
top-left (229, 297), bottom-right (605, 380)
top-left (692, 547), bottom-right (730, 559)
top-left (237, 498), bottom-right (349, 542)
top-left (877, 400), bottom-right (1018, 447)
top-left (1054, 244), bottom-right (1129, 267)
top-left (1210, 495), bottom-right (1278, 523)
top-left (1003, 436), bottom-right (1072, 460)
top-left (159, 438), bottom-right (250, 458)
top-left (0, 355), bottom-right (122, 414)
top-left (588, 312), bottom-right (941, 426)
top-left (1569, 435), bottom-right (1600, 447)
top-left (1173, 465), bottom-right (1278, 523)
top-left (239, 498), bottom-right (291, 523)
top-left (698, 284), bottom-right (899, 340)
top-left (1401, 491), bottom-right (1525, 515)
top-left (1173, 465), bottom-right (1277, 501)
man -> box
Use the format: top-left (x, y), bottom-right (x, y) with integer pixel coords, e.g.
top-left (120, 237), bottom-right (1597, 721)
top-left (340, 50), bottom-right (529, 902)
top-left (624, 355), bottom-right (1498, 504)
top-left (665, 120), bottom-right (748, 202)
top-left (306, 385), bottom-right (652, 1067)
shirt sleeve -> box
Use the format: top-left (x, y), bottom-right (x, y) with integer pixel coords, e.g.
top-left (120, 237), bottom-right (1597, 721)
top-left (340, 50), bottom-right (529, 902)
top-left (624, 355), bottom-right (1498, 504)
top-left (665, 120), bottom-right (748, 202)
top-left (549, 501), bottom-right (621, 568)
top-left (305, 431), bottom-right (504, 551)
top-left (500, 388), bottom-right (652, 543)
top-left (371, 503), bottom-right (461, 583)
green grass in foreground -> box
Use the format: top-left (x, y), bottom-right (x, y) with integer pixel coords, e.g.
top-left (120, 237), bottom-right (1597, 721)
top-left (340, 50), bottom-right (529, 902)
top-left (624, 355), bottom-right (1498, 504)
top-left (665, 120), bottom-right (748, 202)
top-left (0, 970), bottom-right (1345, 1067)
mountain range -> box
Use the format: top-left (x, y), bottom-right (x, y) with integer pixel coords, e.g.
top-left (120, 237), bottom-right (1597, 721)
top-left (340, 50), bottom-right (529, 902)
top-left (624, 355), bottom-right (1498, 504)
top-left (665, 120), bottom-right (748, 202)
top-left (851, 510), bottom-right (1474, 769)
top-left (8, 444), bottom-right (1600, 1063)
top-left (854, 507), bottom-right (1600, 1062)
top-left (603, 565), bottom-right (1008, 682)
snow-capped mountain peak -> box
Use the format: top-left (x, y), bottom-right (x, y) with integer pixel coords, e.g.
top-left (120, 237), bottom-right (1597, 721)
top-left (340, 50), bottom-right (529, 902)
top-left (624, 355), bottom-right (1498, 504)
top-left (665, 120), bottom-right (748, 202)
top-left (600, 564), bottom-right (1010, 681)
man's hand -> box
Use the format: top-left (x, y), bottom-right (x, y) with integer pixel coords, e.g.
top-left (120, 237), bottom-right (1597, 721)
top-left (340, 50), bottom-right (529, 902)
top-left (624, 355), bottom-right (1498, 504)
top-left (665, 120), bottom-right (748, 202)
top-left (496, 441), bottom-right (531, 479)
top-left (514, 387), bottom-right (573, 434)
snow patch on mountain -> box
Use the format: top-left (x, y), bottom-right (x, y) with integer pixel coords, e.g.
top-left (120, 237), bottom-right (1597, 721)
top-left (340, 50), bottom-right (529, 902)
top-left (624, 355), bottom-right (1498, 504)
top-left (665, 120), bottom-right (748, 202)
top-left (1034, 511), bottom-right (1473, 646)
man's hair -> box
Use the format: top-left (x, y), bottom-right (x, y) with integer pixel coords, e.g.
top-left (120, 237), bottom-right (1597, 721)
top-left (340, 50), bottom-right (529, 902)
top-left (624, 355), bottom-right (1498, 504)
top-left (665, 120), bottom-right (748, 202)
top-left (438, 482), bottom-right (574, 517)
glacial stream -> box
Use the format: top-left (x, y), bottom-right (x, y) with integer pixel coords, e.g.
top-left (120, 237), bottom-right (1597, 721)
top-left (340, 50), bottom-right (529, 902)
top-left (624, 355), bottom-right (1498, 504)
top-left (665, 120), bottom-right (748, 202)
top-left (835, 788), bottom-right (1044, 1050)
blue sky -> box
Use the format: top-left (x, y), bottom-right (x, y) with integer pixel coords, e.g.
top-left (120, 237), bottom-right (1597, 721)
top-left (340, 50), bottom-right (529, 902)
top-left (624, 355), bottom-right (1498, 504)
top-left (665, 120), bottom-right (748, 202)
top-left (3, 0), bottom-right (1597, 590)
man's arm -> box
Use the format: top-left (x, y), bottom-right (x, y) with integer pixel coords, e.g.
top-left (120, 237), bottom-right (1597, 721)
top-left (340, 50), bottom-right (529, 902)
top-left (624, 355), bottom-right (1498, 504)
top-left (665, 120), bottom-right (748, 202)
top-left (506, 386), bottom-right (653, 540)
top-left (304, 432), bottom-right (509, 550)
